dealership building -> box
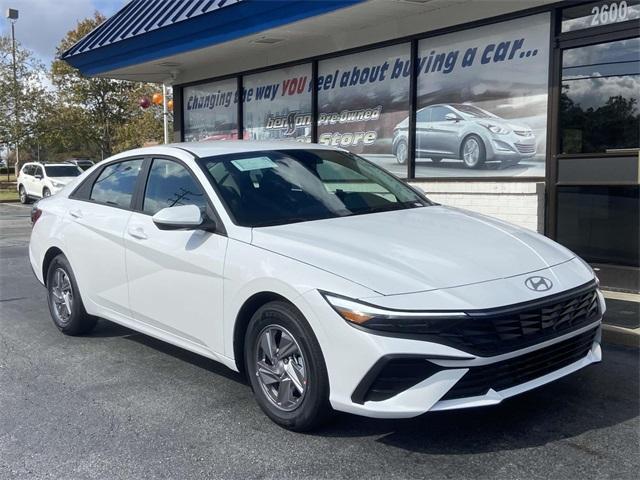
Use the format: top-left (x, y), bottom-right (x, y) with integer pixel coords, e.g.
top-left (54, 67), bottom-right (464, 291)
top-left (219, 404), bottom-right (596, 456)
top-left (62, 0), bottom-right (639, 292)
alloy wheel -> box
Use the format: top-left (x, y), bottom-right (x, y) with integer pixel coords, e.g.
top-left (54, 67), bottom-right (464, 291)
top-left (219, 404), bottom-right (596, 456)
top-left (463, 137), bottom-right (481, 167)
top-left (254, 325), bottom-right (307, 412)
top-left (51, 268), bottom-right (73, 324)
top-left (396, 141), bottom-right (408, 164)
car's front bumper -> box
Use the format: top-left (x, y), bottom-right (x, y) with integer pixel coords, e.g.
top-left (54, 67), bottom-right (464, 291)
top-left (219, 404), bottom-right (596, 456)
top-left (485, 134), bottom-right (537, 162)
top-left (298, 261), bottom-right (604, 419)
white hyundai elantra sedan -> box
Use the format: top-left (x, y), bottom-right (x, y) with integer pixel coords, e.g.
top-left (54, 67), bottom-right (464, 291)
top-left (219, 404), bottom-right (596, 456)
top-left (28, 141), bottom-right (604, 430)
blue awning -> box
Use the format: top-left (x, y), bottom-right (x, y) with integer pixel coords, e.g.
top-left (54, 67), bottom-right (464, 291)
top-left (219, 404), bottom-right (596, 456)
top-left (62, 0), bottom-right (365, 76)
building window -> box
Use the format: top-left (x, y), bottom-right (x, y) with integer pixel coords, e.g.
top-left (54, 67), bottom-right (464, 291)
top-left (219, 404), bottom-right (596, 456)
top-left (317, 43), bottom-right (410, 177)
top-left (556, 186), bottom-right (639, 267)
top-left (183, 78), bottom-right (238, 142)
top-left (561, 0), bottom-right (640, 33)
top-left (560, 37), bottom-right (640, 154)
top-left (415, 13), bottom-right (550, 178)
top-left (243, 64), bottom-right (312, 142)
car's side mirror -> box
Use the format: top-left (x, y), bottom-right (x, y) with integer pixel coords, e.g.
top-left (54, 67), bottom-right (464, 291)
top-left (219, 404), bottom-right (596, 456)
top-left (152, 204), bottom-right (206, 231)
top-left (35, 174), bottom-right (43, 180)
top-left (445, 113), bottom-right (460, 122)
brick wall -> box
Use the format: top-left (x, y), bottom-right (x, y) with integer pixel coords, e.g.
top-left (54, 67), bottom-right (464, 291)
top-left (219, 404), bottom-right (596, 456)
top-left (409, 181), bottom-right (546, 233)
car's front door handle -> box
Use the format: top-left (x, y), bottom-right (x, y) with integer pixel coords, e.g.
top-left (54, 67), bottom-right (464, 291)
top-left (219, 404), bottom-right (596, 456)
top-left (69, 209), bottom-right (83, 219)
top-left (128, 226), bottom-right (148, 240)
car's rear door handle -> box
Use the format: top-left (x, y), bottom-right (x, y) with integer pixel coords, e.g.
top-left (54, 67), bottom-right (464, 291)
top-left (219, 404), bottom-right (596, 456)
top-left (69, 209), bottom-right (83, 219)
top-left (128, 226), bottom-right (148, 240)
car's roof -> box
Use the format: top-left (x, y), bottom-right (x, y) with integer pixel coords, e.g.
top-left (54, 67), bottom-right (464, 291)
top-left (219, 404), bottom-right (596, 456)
top-left (24, 162), bottom-right (78, 167)
top-left (169, 140), bottom-right (343, 157)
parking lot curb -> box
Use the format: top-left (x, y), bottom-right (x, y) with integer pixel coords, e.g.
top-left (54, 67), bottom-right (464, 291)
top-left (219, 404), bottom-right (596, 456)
top-left (602, 324), bottom-right (640, 348)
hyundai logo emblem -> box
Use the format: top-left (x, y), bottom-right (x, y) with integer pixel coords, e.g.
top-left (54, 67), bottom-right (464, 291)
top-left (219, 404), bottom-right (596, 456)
top-left (525, 276), bottom-right (553, 292)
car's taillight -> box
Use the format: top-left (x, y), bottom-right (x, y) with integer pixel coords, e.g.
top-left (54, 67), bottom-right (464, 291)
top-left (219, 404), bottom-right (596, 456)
top-left (31, 205), bottom-right (42, 225)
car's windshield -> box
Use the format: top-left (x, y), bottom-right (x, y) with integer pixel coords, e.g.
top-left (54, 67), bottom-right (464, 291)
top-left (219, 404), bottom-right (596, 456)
top-left (199, 149), bottom-right (431, 227)
top-left (45, 165), bottom-right (81, 177)
top-left (454, 104), bottom-right (496, 119)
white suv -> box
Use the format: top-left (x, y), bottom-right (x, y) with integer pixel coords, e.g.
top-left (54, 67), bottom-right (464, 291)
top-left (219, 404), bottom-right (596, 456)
top-left (17, 162), bottom-right (82, 203)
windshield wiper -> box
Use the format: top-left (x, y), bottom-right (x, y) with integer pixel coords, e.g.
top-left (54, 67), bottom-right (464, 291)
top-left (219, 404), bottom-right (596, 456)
top-left (347, 201), bottom-right (423, 217)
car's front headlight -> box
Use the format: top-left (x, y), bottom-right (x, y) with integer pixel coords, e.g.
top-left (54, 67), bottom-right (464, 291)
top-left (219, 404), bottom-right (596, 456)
top-left (482, 123), bottom-right (510, 135)
top-left (322, 293), bottom-right (468, 333)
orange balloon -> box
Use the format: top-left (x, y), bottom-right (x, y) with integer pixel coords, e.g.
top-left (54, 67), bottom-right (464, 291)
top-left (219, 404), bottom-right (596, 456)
top-left (152, 92), bottom-right (163, 105)
top-left (167, 99), bottom-right (174, 111)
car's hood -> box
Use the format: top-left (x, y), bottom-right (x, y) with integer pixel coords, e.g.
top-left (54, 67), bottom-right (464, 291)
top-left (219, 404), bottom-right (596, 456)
top-left (478, 117), bottom-right (531, 132)
top-left (251, 206), bottom-right (575, 296)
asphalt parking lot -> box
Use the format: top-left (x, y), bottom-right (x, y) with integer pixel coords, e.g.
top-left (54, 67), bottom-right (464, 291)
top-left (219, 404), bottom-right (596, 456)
top-left (0, 203), bottom-right (638, 480)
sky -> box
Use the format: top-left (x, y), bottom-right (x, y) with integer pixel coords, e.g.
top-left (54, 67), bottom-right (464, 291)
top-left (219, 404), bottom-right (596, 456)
top-left (0, 0), bottom-right (126, 66)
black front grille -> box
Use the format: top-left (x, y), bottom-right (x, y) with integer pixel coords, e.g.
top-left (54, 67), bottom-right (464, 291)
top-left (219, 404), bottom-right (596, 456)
top-left (374, 283), bottom-right (600, 356)
top-left (458, 284), bottom-right (599, 355)
top-left (441, 327), bottom-right (597, 400)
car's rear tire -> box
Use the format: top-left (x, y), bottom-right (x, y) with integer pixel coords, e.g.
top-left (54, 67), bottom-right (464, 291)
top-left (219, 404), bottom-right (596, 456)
top-left (461, 135), bottom-right (486, 168)
top-left (19, 185), bottom-right (30, 204)
top-left (42, 187), bottom-right (51, 198)
top-left (395, 139), bottom-right (408, 164)
top-left (244, 300), bottom-right (332, 431)
top-left (46, 254), bottom-right (97, 336)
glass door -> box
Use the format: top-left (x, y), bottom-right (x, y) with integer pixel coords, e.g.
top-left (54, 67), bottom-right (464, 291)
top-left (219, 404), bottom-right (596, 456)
top-left (550, 4), bottom-right (639, 292)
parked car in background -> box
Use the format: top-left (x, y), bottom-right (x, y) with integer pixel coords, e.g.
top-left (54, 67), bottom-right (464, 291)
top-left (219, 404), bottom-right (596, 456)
top-left (0, 159), bottom-right (7, 169)
top-left (392, 103), bottom-right (537, 168)
top-left (17, 162), bottom-right (82, 203)
top-left (65, 158), bottom-right (95, 171)
top-left (29, 142), bottom-right (603, 431)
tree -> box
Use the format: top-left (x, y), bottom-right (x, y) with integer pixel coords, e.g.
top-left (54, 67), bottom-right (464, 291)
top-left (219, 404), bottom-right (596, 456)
top-left (113, 83), bottom-right (171, 152)
top-left (51, 12), bottom-right (167, 160)
top-left (0, 35), bottom-right (50, 167)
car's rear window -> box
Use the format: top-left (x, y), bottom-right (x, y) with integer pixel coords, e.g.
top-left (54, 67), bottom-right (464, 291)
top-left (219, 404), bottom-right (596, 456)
top-left (45, 166), bottom-right (82, 177)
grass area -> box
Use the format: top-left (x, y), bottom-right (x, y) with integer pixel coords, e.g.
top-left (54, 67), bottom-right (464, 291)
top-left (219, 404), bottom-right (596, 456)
top-left (0, 172), bottom-right (18, 201)
top-left (0, 173), bottom-right (17, 182)
top-left (0, 189), bottom-right (19, 202)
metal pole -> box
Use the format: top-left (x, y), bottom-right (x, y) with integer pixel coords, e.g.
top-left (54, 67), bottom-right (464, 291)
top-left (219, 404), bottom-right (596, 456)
top-left (10, 20), bottom-right (19, 176)
top-left (162, 83), bottom-right (169, 144)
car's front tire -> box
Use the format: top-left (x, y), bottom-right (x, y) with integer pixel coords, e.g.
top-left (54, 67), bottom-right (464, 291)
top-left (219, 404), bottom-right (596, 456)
top-left (42, 187), bottom-right (51, 198)
top-left (19, 185), bottom-right (30, 204)
top-left (394, 139), bottom-right (408, 164)
top-left (461, 135), bottom-right (486, 168)
top-left (46, 254), bottom-right (97, 336)
top-left (245, 300), bottom-right (332, 431)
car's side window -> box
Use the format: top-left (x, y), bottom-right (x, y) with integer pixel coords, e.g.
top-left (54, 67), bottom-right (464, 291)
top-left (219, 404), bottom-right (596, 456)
top-left (417, 108), bottom-right (431, 123)
top-left (33, 166), bottom-right (43, 178)
top-left (22, 165), bottom-right (33, 176)
top-left (430, 106), bottom-right (451, 122)
top-left (143, 158), bottom-right (207, 216)
top-left (90, 159), bottom-right (143, 208)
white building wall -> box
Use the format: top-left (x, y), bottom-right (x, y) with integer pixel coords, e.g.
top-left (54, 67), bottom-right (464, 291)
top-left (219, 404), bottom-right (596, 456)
top-left (410, 182), bottom-right (546, 233)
